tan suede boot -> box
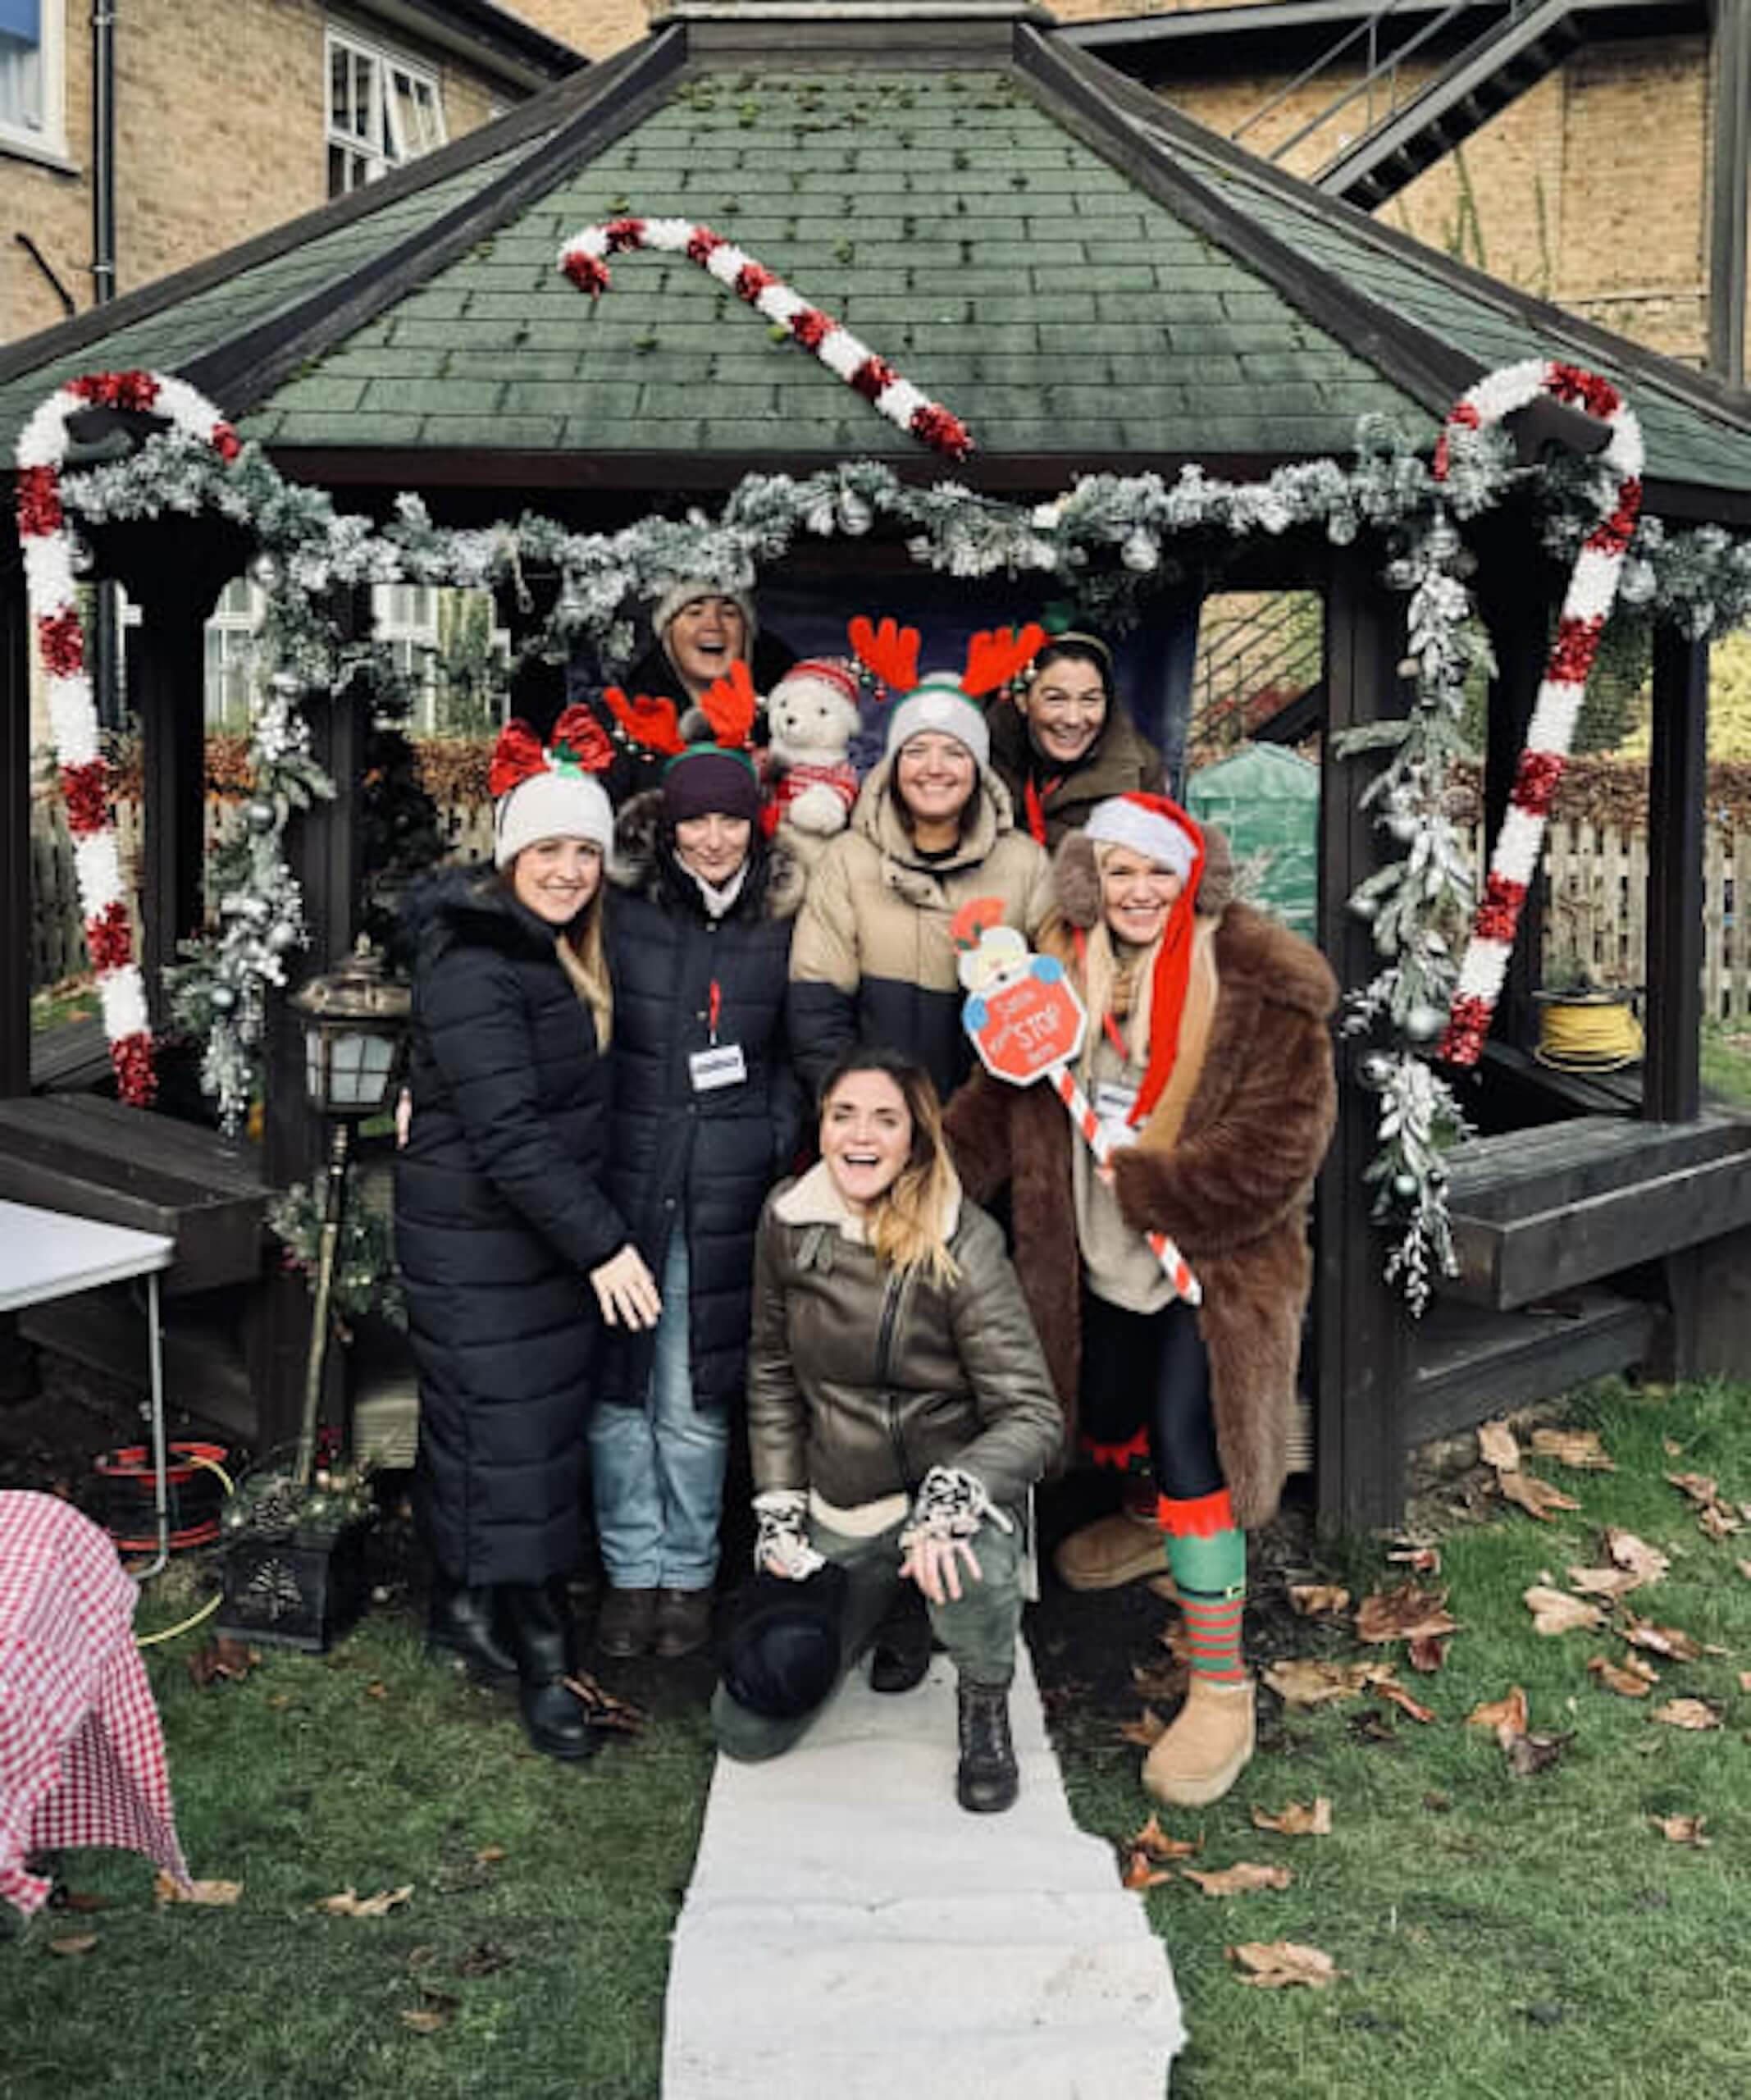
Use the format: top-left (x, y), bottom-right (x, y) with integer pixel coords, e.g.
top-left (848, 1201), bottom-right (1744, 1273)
top-left (1054, 1510), bottom-right (1169, 1592)
top-left (1142, 1676), bottom-right (1256, 1807)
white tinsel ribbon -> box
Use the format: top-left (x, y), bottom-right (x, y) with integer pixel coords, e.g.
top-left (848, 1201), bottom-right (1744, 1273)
top-left (1434, 360), bottom-right (1644, 1066)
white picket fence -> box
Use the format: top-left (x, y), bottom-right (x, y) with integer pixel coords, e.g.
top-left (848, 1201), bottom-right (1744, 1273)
top-left (27, 801), bottom-right (1751, 1023)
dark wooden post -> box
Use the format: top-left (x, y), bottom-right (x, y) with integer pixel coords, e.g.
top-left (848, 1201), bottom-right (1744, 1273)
top-left (1476, 529), bottom-right (1553, 1052)
top-left (1315, 550), bottom-right (1411, 1533)
top-left (1643, 626), bottom-right (1708, 1123)
top-left (127, 562), bottom-right (225, 1025)
top-left (0, 543), bottom-right (29, 1101)
top-left (247, 606), bottom-right (367, 1454)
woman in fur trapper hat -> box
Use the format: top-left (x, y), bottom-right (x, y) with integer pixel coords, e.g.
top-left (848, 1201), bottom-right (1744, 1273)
top-left (943, 793), bottom-right (1337, 1808)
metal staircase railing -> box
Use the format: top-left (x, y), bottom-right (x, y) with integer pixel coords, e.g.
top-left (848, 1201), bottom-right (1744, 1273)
top-left (1188, 596), bottom-right (1324, 751)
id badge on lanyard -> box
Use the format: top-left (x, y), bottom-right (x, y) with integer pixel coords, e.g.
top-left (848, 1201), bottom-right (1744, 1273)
top-left (689, 978), bottom-right (747, 1093)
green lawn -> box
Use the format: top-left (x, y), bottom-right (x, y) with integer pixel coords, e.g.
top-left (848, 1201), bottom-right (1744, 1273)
top-left (5, 1379), bottom-right (1749, 2099)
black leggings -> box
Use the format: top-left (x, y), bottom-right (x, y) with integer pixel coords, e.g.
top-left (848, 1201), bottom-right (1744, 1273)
top-left (1078, 1292), bottom-right (1223, 1502)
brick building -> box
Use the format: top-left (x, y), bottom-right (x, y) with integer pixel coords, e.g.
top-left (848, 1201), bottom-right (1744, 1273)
top-left (1, 0), bottom-right (583, 347)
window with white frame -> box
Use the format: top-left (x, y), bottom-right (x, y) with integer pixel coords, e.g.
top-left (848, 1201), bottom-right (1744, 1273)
top-left (326, 26), bottom-right (445, 196)
top-left (203, 580), bottom-right (262, 733)
top-left (0, 0), bottom-right (67, 162)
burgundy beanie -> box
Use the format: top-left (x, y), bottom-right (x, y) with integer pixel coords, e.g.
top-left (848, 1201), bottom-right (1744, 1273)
top-left (662, 745), bottom-right (764, 826)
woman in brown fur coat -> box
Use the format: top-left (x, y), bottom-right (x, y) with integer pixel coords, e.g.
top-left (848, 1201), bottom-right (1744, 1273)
top-left (943, 793), bottom-right (1336, 1807)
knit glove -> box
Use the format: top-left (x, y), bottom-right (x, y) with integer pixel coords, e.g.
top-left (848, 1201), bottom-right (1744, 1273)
top-left (898, 1466), bottom-right (1015, 1553)
top-left (752, 1488), bottom-right (826, 1580)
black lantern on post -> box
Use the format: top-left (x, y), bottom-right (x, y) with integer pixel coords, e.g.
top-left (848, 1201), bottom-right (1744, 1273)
top-left (288, 940), bottom-right (410, 1490)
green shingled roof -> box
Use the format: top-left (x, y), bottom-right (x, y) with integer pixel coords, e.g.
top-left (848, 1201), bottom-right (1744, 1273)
top-left (3, 14), bottom-right (1749, 501)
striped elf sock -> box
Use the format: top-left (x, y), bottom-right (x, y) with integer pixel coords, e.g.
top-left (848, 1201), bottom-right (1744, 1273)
top-left (1159, 1492), bottom-right (1247, 1687)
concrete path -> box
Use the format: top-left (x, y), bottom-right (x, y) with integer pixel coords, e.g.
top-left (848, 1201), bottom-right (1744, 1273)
top-left (663, 1642), bottom-right (1185, 2098)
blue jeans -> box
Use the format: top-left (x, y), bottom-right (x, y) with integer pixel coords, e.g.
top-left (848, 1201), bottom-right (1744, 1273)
top-left (588, 1233), bottom-right (729, 1591)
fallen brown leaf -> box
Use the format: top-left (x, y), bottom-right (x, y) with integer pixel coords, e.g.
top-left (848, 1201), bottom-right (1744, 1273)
top-left (1262, 1657), bottom-right (1395, 1707)
top-left (472, 1846), bottom-right (506, 1867)
top-left (1621, 1618), bottom-right (1702, 1662)
top-left (1531, 1428), bottom-right (1616, 1471)
top-left (1699, 1503), bottom-right (1742, 1541)
top-left (1181, 1862), bottom-right (1292, 1897)
top-left (1122, 1850), bottom-right (1177, 1891)
top-left (1649, 1813), bottom-right (1710, 1847)
top-left (1667, 1471), bottom-right (1720, 1507)
top-left (1252, 1797), bottom-right (1334, 1838)
top-left (1740, 1670), bottom-right (1751, 1693)
top-left (1503, 1728), bottom-right (1573, 1777)
top-left (365, 1681), bottom-right (390, 1700)
top-left (153, 1873), bottom-right (242, 1907)
top-left (186, 1635), bottom-right (258, 1689)
top-left (1662, 1436), bottom-right (1684, 1456)
top-left (400, 1990), bottom-right (458, 2035)
top-left (1407, 1634), bottom-right (1449, 1673)
top-left (1605, 1529), bottom-right (1671, 1586)
top-left (1117, 1707), bottom-right (1167, 1748)
top-left (318, 1884), bottom-right (414, 1917)
top-left (1497, 1471), bottom-right (1581, 1522)
top-left (1567, 1564), bottom-right (1643, 1600)
top-left (1739, 1559), bottom-right (1751, 1582)
top-left (1227, 1939), bottom-right (1342, 1988)
top-left (1650, 1698), bottom-right (1721, 1732)
top-left (1128, 1813), bottom-right (1202, 1861)
top-left (1467, 1687), bottom-right (1529, 1737)
top-left (1288, 1583), bottom-right (1351, 1617)
top-left (1478, 1418), bottom-right (1521, 1472)
top-left (1523, 1586), bottom-right (1605, 1637)
top-left (1587, 1655), bottom-right (1658, 1697)
top-left (1375, 1680), bottom-right (1437, 1723)
top-left (561, 1672), bottom-right (645, 1735)
top-left (1354, 1582), bottom-right (1458, 1645)
top-left (48, 1933), bottom-right (98, 1957)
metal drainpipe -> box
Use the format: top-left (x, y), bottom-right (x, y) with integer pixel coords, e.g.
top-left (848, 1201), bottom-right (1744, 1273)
top-left (91, 0), bottom-right (120, 728)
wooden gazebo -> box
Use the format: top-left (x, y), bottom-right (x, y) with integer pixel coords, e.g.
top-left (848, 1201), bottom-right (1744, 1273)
top-left (4, 0), bottom-right (1750, 1522)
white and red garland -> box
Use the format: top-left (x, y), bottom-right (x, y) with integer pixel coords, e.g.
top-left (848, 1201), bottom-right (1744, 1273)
top-left (14, 368), bottom-right (242, 1104)
top-left (1436, 359), bottom-right (1644, 1066)
top-left (559, 216), bottom-right (974, 460)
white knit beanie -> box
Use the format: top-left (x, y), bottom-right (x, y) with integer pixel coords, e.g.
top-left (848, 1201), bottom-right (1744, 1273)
top-left (885, 673), bottom-right (990, 771)
top-left (493, 769), bottom-right (616, 870)
top-left (650, 578), bottom-right (758, 645)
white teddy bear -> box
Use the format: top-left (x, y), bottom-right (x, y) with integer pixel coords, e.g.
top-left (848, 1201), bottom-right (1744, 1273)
top-left (762, 657), bottom-right (864, 864)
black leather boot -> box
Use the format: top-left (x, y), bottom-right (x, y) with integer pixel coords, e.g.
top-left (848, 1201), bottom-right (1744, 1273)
top-left (502, 1583), bottom-right (598, 1761)
top-left (426, 1580), bottom-right (518, 1688)
top-left (955, 1682), bottom-right (1019, 1813)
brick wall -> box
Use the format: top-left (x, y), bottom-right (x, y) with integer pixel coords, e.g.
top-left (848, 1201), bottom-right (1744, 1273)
top-left (497, 0), bottom-right (652, 58)
top-left (1, 0), bottom-right (532, 349)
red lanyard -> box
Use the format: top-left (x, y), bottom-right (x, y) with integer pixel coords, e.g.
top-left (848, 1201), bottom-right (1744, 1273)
top-left (1070, 927), bottom-right (1131, 1066)
top-left (1023, 773), bottom-right (1061, 847)
top-left (708, 979), bottom-right (722, 1044)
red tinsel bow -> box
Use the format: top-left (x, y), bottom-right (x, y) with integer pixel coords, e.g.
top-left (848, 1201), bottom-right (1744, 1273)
top-left (549, 704), bottom-right (615, 775)
top-left (602, 686), bottom-right (686, 756)
top-left (487, 719), bottom-right (549, 799)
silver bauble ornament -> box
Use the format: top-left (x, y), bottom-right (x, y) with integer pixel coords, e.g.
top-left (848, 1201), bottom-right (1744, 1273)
top-left (1403, 1002), bottom-right (1446, 1044)
top-left (1384, 558), bottom-right (1417, 591)
top-left (1391, 1171), bottom-right (1420, 1201)
top-left (1359, 1051), bottom-right (1396, 1089)
top-left (1347, 891), bottom-right (1379, 922)
top-left (210, 983), bottom-right (238, 1014)
top-left (268, 667), bottom-right (303, 699)
top-left (244, 798), bottom-right (276, 834)
top-left (250, 553), bottom-right (279, 590)
top-left (1120, 530), bottom-right (1159, 575)
top-left (1616, 559), bottom-right (1656, 606)
top-left (268, 921), bottom-right (298, 952)
top-left (837, 491), bottom-right (873, 536)
top-left (1385, 810), bottom-right (1419, 846)
top-left (1424, 518), bottom-right (1461, 562)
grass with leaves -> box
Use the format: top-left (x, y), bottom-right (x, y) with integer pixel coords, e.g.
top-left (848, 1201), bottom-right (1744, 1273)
top-left (1051, 1376), bottom-right (1751, 2100)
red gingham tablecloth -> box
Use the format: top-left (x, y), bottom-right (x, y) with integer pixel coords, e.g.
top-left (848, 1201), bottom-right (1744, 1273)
top-left (0, 1491), bottom-right (189, 1915)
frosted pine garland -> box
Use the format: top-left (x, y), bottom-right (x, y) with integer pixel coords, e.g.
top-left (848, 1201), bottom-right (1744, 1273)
top-left (558, 216), bottom-right (974, 460)
top-left (14, 368), bottom-right (242, 1103)
top-left (1434, 360), bottom-right (1643, 1065)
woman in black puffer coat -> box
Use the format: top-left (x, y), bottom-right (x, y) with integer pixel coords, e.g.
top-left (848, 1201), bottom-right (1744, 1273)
top-left (396, 719), bottom-right (659, 1760)
top-left (592, 745), bottom-right (804, 1664)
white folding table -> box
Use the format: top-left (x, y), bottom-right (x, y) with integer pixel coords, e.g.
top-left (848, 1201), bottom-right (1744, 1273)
top-left (0, 1200), bottom-right (176, 1576)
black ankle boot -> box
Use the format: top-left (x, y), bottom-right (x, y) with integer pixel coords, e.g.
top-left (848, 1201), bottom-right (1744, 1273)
top-left (426, 1580), bottom-right (518, 1688)
top-left (955, 1682), bottom-right (1018, 1813)
top-left (501, 1583), bottom-right (598, 1761)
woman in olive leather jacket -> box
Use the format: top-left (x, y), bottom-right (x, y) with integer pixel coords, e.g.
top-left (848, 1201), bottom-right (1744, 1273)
top-left (714, 1045), bottom-right (1061, 1813)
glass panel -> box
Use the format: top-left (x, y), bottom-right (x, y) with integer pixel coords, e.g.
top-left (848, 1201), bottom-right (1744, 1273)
top-left (0, 0), bottom-right (42, 135)
top-left (304, 1033), bottom-right (326, 1107)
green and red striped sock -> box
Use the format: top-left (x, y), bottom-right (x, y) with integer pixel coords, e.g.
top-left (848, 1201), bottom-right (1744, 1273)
top-left (1160, 1491), bottom-right (1247, 1687)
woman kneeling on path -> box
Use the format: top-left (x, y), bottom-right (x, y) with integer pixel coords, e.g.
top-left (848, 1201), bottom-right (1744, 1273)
top-left (714, 1047), bottom-right (1062, 1812)
top-left (944, 795), bottom-right (1336, 1807)
top-left (396, 712), bottom-right (660, 1761)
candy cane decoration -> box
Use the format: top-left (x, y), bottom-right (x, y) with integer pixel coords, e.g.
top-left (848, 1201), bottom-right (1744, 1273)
top-left (559, 217), bottom-right (974, 460)
top-left (1049, 1062), bottom-right (1202, 1305)
top-left (15, 370), bottom-right (243, 1105)
top-left (1435, 361), bottom-right (1643, 1066)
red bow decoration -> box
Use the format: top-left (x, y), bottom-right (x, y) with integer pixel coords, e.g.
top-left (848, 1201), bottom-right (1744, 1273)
top-left (602, 686), bottom-right (686, 756)
top-left (487, 719), bottom-right (549, 799)
top-left (549, 703), bottom-right (615, 774)
top-left (699, 659), bottom-right (759, 750)
top-left (848, 615), bottom-right (919, 696)
top-left (962, 623), bottom-right (1047, 698)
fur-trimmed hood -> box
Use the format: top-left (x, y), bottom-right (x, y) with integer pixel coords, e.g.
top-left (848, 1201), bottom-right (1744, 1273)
top-left (609, 788), bottom-right (805, 922)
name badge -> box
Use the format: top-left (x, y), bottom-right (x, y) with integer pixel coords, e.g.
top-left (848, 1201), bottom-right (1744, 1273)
top-left (689, 1043), bottom-right (747, 1092)
top-left (1092, 1080), bottom-right (1138, 1125)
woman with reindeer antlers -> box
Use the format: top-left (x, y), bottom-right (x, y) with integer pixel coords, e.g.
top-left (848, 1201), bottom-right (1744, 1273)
top-left (589, 665), bottom-right (806, 1665)
top-left (787, 619), bottom-right (1053, 1109)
